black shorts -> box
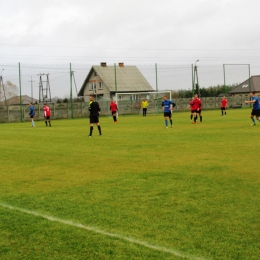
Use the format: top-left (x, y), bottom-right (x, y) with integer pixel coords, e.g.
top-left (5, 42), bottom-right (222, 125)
top-left (111, 111), bottom-right (117, 115)
top-left (30, 115), bottom-right (34, 118)
top-left (251, 109), bottom-right (260, 117)
top-left (221, 107), bottom-right (227, 110)
top-left (45, 116), bottom-right (50, 120)
top-left (89, 115), bottom-right (99, 124)
top-left (164, 112), bottom-right (171, 118)
top-left (191, 109), bottom-right (198, 113)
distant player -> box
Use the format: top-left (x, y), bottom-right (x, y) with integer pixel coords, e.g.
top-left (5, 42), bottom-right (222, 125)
top-left (141, 98), bottom-right (149, 117)
top-left (29, 102), bottom-right (35, 127)
top-left (244, 92), bottom-right (260, 126)
top-left (88, 95), bottom-right (102, 136)
top-left (162, 95), bottom-right (176, 128)
top-left (221, 96), bottom-right (228, 116)
top-left (109, 99), bottom-right (118, 123)
top-left (189, 97), bottom-right (195, 121)
top-left (192, 94), bottom-right (202, 124)
top-left (44, 103), bottom-right (51, 126)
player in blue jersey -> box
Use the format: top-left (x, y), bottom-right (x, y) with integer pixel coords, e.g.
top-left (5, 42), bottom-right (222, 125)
top-left (244, 92), bottom-right (260, 126)
top-left (29, 103), bottom-right (35, 127)
top-left (162, 95), bottom-right (176, 128)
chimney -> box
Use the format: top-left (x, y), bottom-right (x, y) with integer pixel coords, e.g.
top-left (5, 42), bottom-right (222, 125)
top-left (118, 62), bottom-right (124, 67)
top-left (100, 62), bottom-right (107, 67)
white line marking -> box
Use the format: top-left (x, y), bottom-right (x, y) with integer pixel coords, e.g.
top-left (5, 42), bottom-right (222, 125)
top-left (0, 202), bottom-right (207, 260)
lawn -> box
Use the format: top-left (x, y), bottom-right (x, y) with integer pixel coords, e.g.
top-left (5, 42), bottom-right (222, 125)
top-left (0, 108), bottom-right (259, 259)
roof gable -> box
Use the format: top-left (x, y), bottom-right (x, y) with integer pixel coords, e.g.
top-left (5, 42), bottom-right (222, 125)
top-left (79, 65), bottom-right (153, 95)
top-left (2, 95), bottom-right (38, 105)
top-left (228, 75), bottom-right (260, 94)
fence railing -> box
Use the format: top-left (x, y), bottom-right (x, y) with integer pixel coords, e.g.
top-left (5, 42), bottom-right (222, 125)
top-left (0, 95), bottom-right (248, 123)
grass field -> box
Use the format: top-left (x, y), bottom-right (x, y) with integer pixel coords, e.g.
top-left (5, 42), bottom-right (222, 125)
top-left (0, 108), bottom-right (259, 260)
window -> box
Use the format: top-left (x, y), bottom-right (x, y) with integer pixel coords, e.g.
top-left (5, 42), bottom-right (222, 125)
top-left (98, 82), bottom-right (103, 90)
top-left (131, 95), bottom-right (138, 101)
top-left (89, 82), bottom-right (96, 90)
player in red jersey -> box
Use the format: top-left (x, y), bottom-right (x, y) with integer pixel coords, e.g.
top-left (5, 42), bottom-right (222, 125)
top-left (221, 96), bottom-right (228, 116)
top-left (189, 97), bottom-right (195, 121)
top-left (110, 99), bottom-right (118, 123)
top-left (43, 103), bottom-right (51, 127)
top-left (191, 94), bottom-right (202, 124)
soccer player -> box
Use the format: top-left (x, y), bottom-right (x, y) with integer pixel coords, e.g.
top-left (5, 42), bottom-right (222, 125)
top-left (141, 98), bottom-right (149, 116)
top-left (29, 103), bottom-right (35, 127)
top-left (109, 99), bottom-right (118, 123)
top-left (44, 103), bottom-right (51, 126)
top-left (221, 96), bottom-right (228, 116)
top-left (192, 94), bottom-right (202, 124)
top-left (244, 92), bottom-right (260, 126)
top-left (189, 97), bottom-right (195, 121)
top-left (162, 95), bottom-right (176, 128)
top-left (88, 95), bottom-right (102, 136)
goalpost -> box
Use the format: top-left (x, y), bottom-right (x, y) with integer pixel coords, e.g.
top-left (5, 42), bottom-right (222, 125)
top-left (115, 91), bottom-right (172, 116)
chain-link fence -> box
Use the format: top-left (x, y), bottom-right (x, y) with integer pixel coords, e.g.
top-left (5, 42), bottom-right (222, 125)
top-left (0, 94), bottom-right (251, 123)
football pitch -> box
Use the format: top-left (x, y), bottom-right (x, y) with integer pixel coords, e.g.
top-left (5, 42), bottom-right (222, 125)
top-left (0, 109), bottom-right (259, 260)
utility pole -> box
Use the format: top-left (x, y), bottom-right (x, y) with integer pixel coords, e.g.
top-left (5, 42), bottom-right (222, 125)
top-left (29, 76), bottom-right (35, 103)
top-left (193, 60), bottom-right (200, 97)
top-left (38, 73), bottom-right (51, 103)
top-left (71, 71), bottom-right (78, 96)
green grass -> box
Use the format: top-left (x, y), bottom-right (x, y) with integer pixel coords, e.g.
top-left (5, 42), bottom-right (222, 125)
top-left (0, 109), bottom-right (260, 259)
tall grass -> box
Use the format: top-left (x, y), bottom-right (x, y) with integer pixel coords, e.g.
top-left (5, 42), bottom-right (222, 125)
top-left (0, 109), bottom-right (259, 259)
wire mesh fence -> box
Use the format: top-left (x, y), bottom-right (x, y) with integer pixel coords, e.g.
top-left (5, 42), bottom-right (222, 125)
top-left (0, 62), bottom-right (254, 122)
top-left (0, 94), bottom-right (250, 123)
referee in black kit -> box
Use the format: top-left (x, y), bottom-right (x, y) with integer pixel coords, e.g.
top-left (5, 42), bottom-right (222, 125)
top-left (88, 95), bottom-right (102, 137)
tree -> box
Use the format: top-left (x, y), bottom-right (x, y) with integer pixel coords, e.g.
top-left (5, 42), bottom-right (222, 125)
top-left (0, 80), bottom-right (18, 104)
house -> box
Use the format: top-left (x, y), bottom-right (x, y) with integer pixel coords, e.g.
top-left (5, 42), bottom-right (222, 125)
top-left (78, 62), bottom-right (154, 101)
top-left (228, 75), bottom-right (260, 95)
top-left (0, 95), bottom-right (38, 106)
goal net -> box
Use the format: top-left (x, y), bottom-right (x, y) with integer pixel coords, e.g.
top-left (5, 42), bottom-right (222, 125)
top-left (115, 91), bottom-right (172, 115)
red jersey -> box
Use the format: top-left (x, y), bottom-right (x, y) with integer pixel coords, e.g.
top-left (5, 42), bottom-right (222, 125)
top-left (221, 99), bottom-right (228, 108)
top-left (110, 102), bottom-right (118, 112)
top-left (44, 105), bottom-right (51, 117)
top-left (192, 98), bottom-right (202, 110)
top-left (190, 100), bottom-right (195, 111)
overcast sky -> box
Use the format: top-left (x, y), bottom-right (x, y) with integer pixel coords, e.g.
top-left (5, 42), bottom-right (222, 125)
top-left (1, 0), bottom-right (260, 98)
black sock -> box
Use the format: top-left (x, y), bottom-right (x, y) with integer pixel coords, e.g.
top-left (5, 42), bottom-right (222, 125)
top-left (98, 125), bottom-right (102, 135)
top-left (113, 116), bottom-right (116, 122)
top-left (190, 115), bottom-right (193, 120)
top-left (200, 116), bottom-right (202, 122)
top-left (45, 121), bottom-right (47, 126)
top-left (89, 126), bottom-right (93, 136)
top-left (49, 121), bottom-right (51, 126)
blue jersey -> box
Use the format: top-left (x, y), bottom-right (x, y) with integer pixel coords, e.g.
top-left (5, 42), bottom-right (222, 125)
top-left (29, 105), bottom-right (35, 116)
top-left (252, 96), bottom-right (260, 110)
top-left (162, 100), bottom-right (175, 112)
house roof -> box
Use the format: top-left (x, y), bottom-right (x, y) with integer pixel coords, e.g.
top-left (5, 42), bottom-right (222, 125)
top-left (1, 95), bottom-right (38, 105)
top-left (228, 75), bottom-right (260, 94)
top-left (79, 65), bottom-right (154, 96)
